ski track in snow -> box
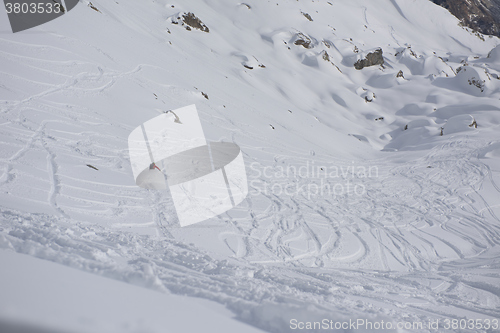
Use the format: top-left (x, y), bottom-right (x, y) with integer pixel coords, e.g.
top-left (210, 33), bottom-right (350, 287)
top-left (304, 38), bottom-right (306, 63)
top-left (1, 0), bottom-right (500, 332)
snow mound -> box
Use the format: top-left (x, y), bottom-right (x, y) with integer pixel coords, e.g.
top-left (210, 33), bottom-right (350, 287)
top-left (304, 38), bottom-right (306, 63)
top-left (443, 114), bottom-right (477, 135)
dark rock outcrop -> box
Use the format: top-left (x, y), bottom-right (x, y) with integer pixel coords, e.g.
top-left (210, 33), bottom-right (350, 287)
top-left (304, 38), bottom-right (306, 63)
top-left (172, 12), bottom-right (209, 33)
top-left (302, 12), bottom-right (313, 21)
top-left (293, 33), bottom-right (313, 49)
top-left (430, 0), bottom-right (500, 38)
top-left (354, 49), bottom-right (384, 70)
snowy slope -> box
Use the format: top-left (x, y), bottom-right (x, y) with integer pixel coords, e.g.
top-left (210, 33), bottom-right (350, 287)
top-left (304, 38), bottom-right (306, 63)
top-left (0, 250), bottom-right (265, 333)
top-left (1, 0), bottom-right (500, 332)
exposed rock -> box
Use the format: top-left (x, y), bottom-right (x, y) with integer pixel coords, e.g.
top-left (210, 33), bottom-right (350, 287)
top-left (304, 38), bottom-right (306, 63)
top-left (302, 12), bottom-right (313, 21)
top-left (239, 55), bottom-right (265, 70)
top-left (322, 51), bottom-right (330, 62)
top-left (88, 2), bottom-right (100, 13)
top-left (172, 12), bottom-right (209, 33)
top-left (322, 40), bottom-right (332, 48)
top-left (321, 51), bottom-right (342, 73)
top-left (354, 49), bottom-right (384, 70)
top-left (364, 91), bottom-right (376, 102)
top-left (396, 70), bottom-right (405, 78)
top-left (293, 33), bottom-right (313, 49)
top-left (468, 77), bottom-right (485, 92)
top-left (394, 46), bottom-right (418, 58)
top-left (430, 0), bottom-right (500, 38)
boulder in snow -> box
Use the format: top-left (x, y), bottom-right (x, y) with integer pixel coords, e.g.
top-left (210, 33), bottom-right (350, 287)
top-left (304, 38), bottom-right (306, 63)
top-left (171, 12), bottom-right (209, 33)
top-left (293, 33), bottom-right (314, 49)
top-left (354, 48), bottom-right (384, 70)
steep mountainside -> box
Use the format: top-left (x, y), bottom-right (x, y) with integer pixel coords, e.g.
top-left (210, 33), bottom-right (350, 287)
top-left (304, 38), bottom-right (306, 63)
top-left (431, 0), bottom-right (500, 37)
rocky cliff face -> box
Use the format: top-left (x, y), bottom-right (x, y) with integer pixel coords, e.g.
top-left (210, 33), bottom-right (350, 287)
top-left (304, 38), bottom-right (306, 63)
top-left (431, 0), bottom-right (500, 38)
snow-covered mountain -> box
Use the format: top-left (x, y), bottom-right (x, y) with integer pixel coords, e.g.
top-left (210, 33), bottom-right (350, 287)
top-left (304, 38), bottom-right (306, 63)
top-left (431, 0), bottom-right (500, 38)
top-left (1, 0), bottom-right (499, 332)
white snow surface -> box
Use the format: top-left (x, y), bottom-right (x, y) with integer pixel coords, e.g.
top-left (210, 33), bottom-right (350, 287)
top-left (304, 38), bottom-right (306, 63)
top-left (0, 249), bottom-right (265, 333)
top-left (0, 0), bottom-right (500, 332)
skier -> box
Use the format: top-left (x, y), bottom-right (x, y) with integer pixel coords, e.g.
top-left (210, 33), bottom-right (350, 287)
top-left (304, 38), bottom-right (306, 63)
top-left (150, 162), bottom-right (161, 171)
